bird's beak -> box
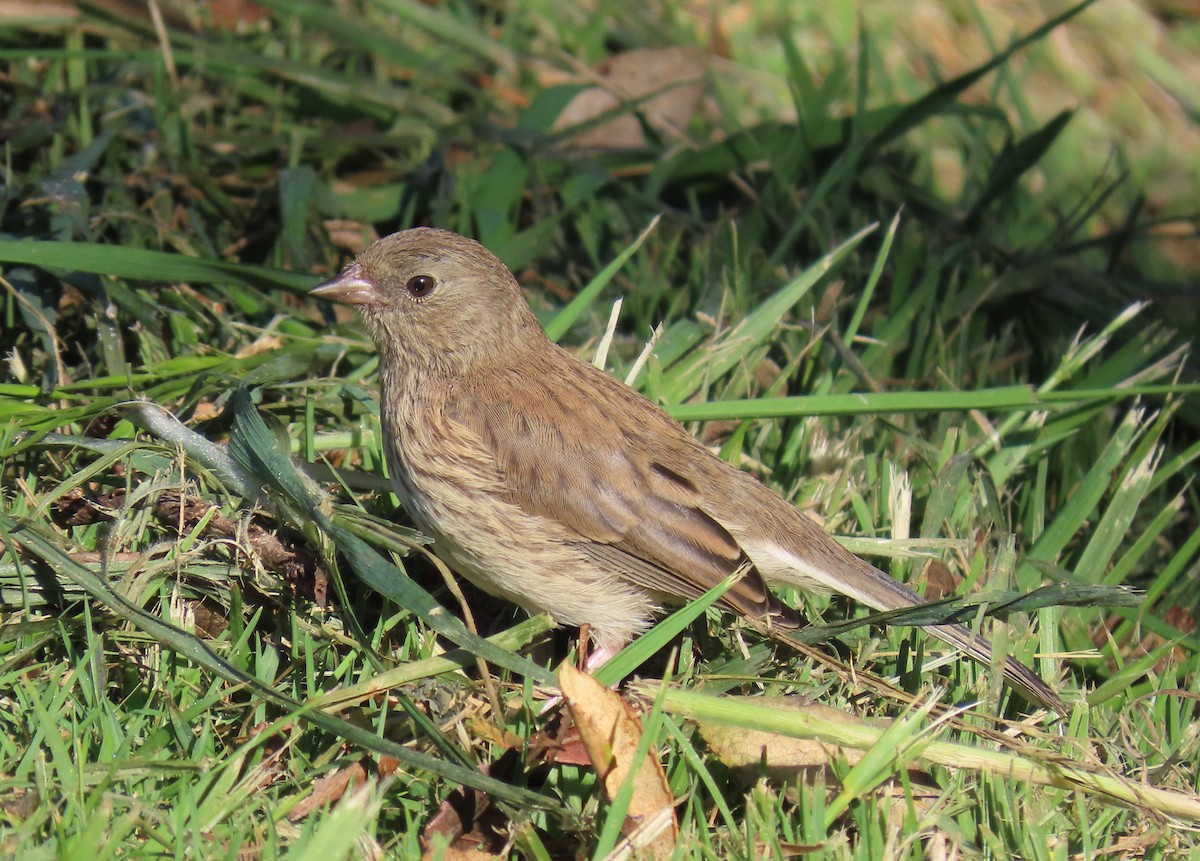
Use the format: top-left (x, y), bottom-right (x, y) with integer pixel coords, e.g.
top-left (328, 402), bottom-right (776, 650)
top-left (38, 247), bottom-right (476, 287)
top-left (310, 262), bottom-right (381, 305)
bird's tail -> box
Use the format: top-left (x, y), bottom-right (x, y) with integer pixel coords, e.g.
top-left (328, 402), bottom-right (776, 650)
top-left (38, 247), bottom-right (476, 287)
top-left (842, 560), bottom-right (1065, 713)
top-left (923, 617), bottom-right (1065, 713)
top-left (758, 542), bottom-right (1065, 712)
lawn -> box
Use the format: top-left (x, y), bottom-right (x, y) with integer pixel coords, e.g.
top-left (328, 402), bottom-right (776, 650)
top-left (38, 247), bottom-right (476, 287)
top-left (1, 1), bottom-right (1198, 858)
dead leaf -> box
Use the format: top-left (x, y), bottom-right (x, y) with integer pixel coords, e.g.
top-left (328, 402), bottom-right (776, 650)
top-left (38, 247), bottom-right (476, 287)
top-left (81, 0), bottom-right (192, 30)
top-left (699, 697), bottom-right (933, 783)
top-left (324, 219), bottom-right (379, 255)
top-left (377, 755), bottom-right (402, 780)
top-left (543, 734), bottom-right (591, 767)
top-left (921, 559), bottom-right (962, 602)
top-left (191, 401), bottom-right (221, 422)
top-left (552, 47), bottom-right (710, 151)
top-left (191, 601), bottom-right (229, 638)
top-left (0, 787), bottom-right (40, 821)
top-left (698, 696), bottom-right (939, 818)
top-left (699, 357), bottom-right (787, 444)
top-left (0, 2), bottom-right (78, 20)
top-left (425, 848), bottom-right (501, 861)
top-left (753, 841), bottom-right (825, 857)
top-left (286, 759), bottom-right (369, 822)
top-left (558, 663), bottom-right (677, 859)
top-left (420, 772), bottom-right (510, 861)
top-left (234, 334), bottom-right (283, 358)
top-left (525, 708), bottom-right (592, 767)
top-left (468, 716), bottom-right (525, 753)
top-left (700, 698), bottom-right (869, 785)
top-left (207, 0), bottom-right (271, 31)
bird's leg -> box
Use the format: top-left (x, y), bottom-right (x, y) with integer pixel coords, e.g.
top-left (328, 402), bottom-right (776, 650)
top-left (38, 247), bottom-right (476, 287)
top-left (540, 625), bottom-right (605, 717)
top-left (575, 623), bottom-right (624, 675)
top-left (577, 623), bottom-right (592, 670)
top-left (583, 640), bottom-right (620, 675)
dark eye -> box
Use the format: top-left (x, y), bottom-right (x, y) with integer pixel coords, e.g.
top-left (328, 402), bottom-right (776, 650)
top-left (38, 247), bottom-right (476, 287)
top-left (406, 275), bottom-right (437, 298)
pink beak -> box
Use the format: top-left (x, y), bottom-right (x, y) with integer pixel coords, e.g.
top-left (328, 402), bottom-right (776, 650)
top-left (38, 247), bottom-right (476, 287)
top-left (310, 262), bottom-right (382, 305)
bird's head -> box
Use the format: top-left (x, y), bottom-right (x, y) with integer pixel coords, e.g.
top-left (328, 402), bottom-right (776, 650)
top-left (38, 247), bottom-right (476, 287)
top-left (312, 227), bottom-right (543, 371)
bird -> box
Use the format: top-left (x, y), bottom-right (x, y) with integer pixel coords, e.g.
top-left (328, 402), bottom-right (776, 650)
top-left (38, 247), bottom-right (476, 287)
top-left (311, 227), bottom-right (1064, 712)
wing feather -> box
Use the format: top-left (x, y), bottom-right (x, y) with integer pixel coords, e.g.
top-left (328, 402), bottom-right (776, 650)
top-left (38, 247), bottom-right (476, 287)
top-left (443, 360), bottom-right (798, 626)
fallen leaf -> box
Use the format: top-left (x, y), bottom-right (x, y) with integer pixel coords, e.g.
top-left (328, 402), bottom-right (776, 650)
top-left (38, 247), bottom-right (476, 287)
top-left (324, 219), bottom-right (379, 255)
top-left (526, 709), bottom-right (590, 766)
top-left (698, 696), bottom-right (939, 817)
top-left (753, 840), bottom-right (825, 857)
top-left (558, 663), bottom-right (677, 859)
top-left (235, 334), bottom-right (283, 358)
top-left (921, 559), bottom-right (962, 602)
top-left (207, 0), bottom-right (271, 31)
top-left (286, 759), bottom-right (369, 822)
top-left (700, 700), bottom-right (931, 801)
top-left (552, 47), bottom-right (710, 151)
top-left (83, 0), bottom-right (192, 29)
top-left (420, 773), bottom-right (510, 861)
top-left (0, 1), bottom-right (78, 20)
top-left (191, 401), bottom-right (221, 422)
top-left (699, 698), bottom-right (869, 785)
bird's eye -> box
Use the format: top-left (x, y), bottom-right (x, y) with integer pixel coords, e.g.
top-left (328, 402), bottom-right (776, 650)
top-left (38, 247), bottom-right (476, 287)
top-left (406, 275), bottom-right (437, 298)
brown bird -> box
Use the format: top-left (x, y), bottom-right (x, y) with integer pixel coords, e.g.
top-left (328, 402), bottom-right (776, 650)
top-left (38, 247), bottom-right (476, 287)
top-left (312, 227), bottom-right (1064, 712)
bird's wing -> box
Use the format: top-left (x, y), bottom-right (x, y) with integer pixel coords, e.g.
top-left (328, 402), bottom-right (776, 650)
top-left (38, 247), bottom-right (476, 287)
top-left (440, 357), bottom-right (1066, 712)
top-left (441, 359), bottom-right (799, 627)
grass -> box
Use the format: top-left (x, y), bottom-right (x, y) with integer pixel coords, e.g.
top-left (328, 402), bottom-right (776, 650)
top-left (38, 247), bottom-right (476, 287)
top-left (1, 1), bottom-right (1198, 858)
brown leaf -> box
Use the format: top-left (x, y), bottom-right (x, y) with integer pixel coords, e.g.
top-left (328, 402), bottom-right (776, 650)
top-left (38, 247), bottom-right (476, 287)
top-left (753, 841), bottom-right (825, 857)
top-left (377, 755), bottom-right (403, 780)
top-left (552, 47), bottom-right (710, 151)
top-left (82, 0), bottom-right (192, 30)
top-left (191, 401), bottom-right (222, 422)
top-left (0, 788), bottom-right (40, 822)
top-left (699, 357), bottom-right (787, 444)
top-left (423, 847), bottom-right (503, 861)
top-left (191, 601), bottom-right (229, 638)
top-left (558, 664), bottom-right (677, 859)
top-left (153, 492), bottom-right (329, 606)
top-left (700, 698), bottom-right (868, 785)
top-left (544, 734), bottom-right (591, 767)
top-left (234, 334), bottom-right (283, 359)
top-left (921, 559), bottom-right (962, 602)
top-left (526, 708), bottom-right (592, 766)
top-left (420, 773), bottom-right (510, 861)
top-left (324, 220), bottom-right (380, 255)
top-left (467, 716), bottom-right (525, 752)
top-left (698, 696), bottom-right (939, 818)
top-left (0, 2), bottom-right (78, 20)
top-left (207, 0), bottom-right (271, 31)
top-left (700, 697), bottom-right (932, 783)
top-left (286, 759), bottom-right (369, 822)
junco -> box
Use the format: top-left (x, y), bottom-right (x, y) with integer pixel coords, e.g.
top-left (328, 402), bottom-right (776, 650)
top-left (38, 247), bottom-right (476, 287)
top-left (312, 227), bottom-right (1064, 712)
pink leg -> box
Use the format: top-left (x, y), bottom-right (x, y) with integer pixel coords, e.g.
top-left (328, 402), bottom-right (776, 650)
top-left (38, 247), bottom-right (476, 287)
top-left (539, 630), bottom-right (624, 716)
top-left (583, 642), bottom-right (621, 675)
